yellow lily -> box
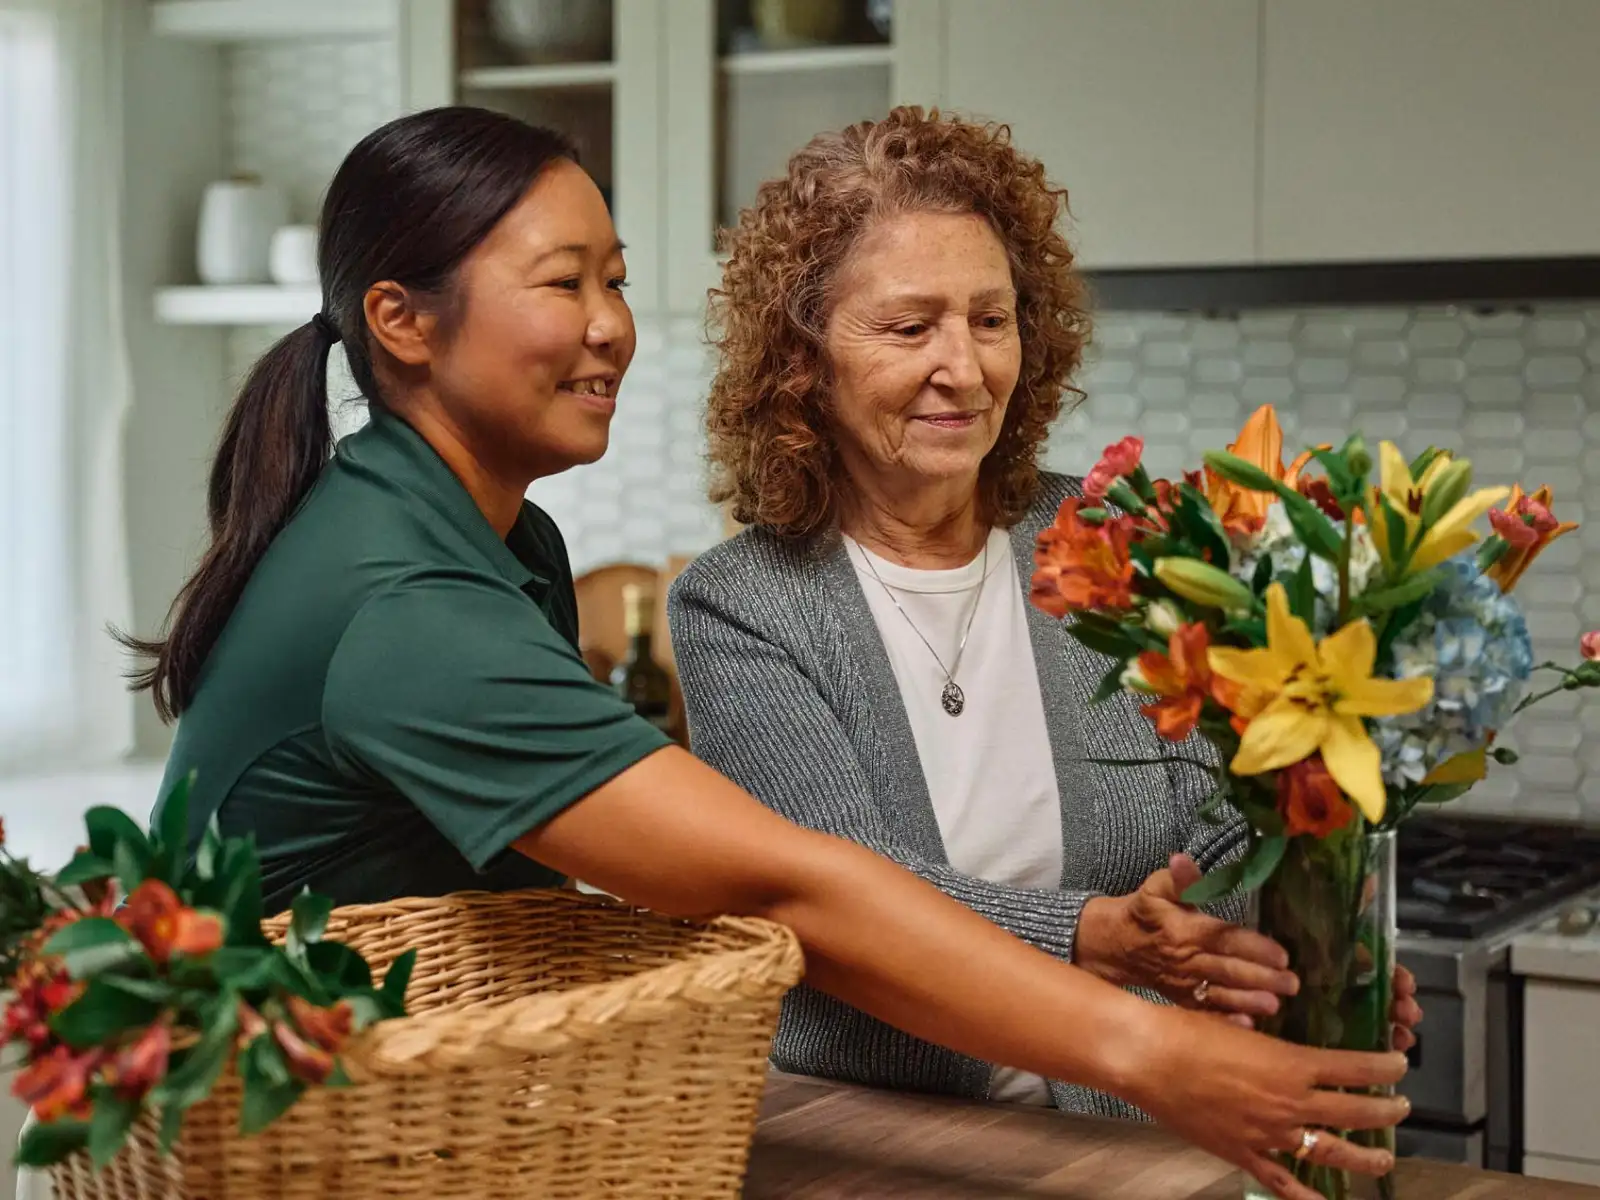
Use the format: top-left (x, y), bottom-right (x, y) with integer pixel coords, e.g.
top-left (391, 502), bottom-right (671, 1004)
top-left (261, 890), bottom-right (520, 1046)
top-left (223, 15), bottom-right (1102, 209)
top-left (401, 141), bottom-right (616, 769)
top-left (1208, 584), bottom-right (1434, 822)
top-left (1202, 404), bottom-right (1316, 536)
top-left (1368, 442), bottom-right (1508, 575)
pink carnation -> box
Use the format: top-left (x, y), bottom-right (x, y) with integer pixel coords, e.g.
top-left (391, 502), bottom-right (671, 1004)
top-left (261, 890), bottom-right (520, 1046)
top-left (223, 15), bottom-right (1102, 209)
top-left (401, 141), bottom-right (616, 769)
top-left (1581, 632), bottom-right (1600, 661)
top-left (1083, 436), bottom-right (1144, 503)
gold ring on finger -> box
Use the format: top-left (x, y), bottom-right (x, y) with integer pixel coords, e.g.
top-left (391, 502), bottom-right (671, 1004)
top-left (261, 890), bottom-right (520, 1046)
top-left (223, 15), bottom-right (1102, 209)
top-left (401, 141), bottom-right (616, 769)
top-left (1292, 1129), bottom-right (1320, 1162)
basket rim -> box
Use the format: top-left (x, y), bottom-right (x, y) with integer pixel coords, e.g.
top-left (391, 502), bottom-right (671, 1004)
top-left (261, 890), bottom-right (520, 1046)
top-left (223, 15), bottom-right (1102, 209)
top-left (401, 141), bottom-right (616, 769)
top-left (264, 889), bottom-right (805, 1074)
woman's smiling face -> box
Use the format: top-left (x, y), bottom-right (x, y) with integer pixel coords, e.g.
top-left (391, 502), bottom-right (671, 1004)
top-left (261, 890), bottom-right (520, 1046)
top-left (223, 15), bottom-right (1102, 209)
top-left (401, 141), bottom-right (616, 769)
top-left (823, 210), bottom-right (1022, 497)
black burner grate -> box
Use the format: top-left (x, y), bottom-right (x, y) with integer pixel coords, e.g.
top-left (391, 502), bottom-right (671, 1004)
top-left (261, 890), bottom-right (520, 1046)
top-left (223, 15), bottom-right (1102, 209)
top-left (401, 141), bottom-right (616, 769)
top-left (1397, 816), bottom-right (1600, 939)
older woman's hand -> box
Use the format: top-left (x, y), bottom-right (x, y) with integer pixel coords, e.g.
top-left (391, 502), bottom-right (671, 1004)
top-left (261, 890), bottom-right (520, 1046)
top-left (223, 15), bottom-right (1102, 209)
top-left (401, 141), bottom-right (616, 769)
top-left (1077, 853), bottom-right (1297, 1020)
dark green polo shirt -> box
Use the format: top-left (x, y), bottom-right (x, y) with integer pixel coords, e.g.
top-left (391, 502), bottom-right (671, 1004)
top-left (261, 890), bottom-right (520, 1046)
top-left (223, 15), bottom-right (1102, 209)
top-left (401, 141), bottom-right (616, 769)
top-left (155, 410), bottom-right (670, 915)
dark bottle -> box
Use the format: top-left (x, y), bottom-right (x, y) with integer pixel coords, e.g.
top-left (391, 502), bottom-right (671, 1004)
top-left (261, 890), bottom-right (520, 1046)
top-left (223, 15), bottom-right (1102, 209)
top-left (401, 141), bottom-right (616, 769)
top-left (610, 582), bottom-right (674, 733)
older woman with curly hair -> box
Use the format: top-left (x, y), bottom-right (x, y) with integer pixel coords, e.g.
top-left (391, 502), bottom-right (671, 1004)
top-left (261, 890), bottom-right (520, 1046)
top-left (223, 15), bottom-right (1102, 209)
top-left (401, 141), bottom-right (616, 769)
top-left (669, 108), bottom-right (1421, 1119)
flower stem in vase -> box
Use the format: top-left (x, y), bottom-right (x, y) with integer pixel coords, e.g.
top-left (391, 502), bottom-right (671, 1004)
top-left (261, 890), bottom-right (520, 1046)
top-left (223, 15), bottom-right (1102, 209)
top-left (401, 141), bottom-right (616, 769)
top-left (1244, 826), bottom-right (1399, 1200)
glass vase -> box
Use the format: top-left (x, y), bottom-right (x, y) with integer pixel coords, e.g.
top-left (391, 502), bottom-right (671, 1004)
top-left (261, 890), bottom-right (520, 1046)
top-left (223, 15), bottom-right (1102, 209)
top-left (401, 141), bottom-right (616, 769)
top-left (1243, 827), bottom-right (1399, 1200)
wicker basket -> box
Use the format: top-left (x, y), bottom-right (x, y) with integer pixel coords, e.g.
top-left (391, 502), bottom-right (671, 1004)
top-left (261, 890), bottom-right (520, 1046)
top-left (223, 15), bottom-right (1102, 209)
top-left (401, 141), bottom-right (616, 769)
top-left (46, 889), bottom-right (804, 1199)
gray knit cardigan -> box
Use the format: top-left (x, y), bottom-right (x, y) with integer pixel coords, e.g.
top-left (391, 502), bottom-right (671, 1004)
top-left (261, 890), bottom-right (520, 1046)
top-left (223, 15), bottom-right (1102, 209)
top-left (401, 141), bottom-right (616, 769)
top-left (667, 471), bottom-right (1245, 1118)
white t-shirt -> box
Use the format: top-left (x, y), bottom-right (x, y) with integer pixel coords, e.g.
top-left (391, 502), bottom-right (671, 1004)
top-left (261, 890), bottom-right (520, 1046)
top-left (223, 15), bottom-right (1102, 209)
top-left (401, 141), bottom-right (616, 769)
top-left (845, 529), bottom-right (1064, 1106)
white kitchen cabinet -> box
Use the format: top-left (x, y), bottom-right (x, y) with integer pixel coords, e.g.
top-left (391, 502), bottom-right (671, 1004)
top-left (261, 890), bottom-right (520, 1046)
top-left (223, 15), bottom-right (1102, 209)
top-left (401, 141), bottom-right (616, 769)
top-left (1261, 0), bottom-right (1600, 263)
top-left (401, 0), bottom-right (667, 313)
top-left (1513, 917), bottom-right (1600, 1179)
top-left (930, 0), bottom-right (1260, 270)
top-left (660, 0), bottom-right (905, 313)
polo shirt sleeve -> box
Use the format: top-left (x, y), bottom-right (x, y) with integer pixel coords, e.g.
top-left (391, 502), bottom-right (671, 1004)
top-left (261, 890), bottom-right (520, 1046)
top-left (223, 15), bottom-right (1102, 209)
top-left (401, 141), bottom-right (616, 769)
top-left (322, 568), bottom-right (671, 871)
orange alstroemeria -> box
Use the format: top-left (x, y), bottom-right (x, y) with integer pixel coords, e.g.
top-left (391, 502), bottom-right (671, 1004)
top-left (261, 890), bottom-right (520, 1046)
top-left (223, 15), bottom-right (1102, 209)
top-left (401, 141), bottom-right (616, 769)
top-left (119, 879), bottom-right (224, 965)
top-left (103, 1020), bottom-right (172, 1100)
top-left (1202, 405), bottom-right (1316, 535)
top-left (1277, 755), bottom-right (1357, 839)
top-left (1486, 484), bottom-right (1578, 593)
top-left (286, 995), bottom-right (354, 1054)
top-left (12, 1046), bottom-right (101, 1122)
top-left (1031, 499), bottom-right (1138, 616)
top-left (1136, 622), bottom-right (1218, 742)
top-left (274, 1020), bottom-right (336, 1084)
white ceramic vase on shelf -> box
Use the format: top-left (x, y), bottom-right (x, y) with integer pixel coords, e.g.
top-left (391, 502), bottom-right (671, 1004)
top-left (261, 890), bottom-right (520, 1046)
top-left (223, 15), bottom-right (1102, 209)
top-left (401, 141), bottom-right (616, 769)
top-left (196, 174), bottom-right (288, 285)
top-left (268, 225), bottom-right (319, 286)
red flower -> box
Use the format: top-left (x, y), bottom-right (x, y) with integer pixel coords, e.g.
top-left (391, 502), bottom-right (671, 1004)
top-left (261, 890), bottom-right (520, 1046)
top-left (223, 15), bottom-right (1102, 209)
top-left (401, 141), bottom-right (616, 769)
top-left (1486, 485), bottom-right (1577, 593)
top-left (1083, 436), bottom-right (1145, 503)
top-left (1276, 756), bottom-right (1357, 839)
top-left (1135, 623), bottom-right (1216, 742)
top-left (273, 1020), bottom-right (335, 1084)
top-left (119, 880), bottom-right (223, 965)
top-left (286, 995), bottom-right (353, 1054)
top-left (103, 1020), bottom-right (171, 1100)
top-left (1297, 475), bottom-right (1347, 521)
top-left (12, 1045), bottom-right (101, 1122)
top-left (3, 964), bottom-right (82, 1054)
top-left (1582, 632), bottom-right (1600, 661)
top-left (1031, 499), bottom-right (1139, 617)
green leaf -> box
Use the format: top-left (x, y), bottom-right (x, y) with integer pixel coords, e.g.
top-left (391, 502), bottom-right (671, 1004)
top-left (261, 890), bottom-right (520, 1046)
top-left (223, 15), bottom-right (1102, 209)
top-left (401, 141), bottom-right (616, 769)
top-left (84, 806), bottom-right (153, 867)
top-left (1410, 782), bottom-right (1475, 806)
top-left (113, 839), bottom-right (149, 896)
top-left (49, 979), bottom-right (162, 1049)
top-left (1352, 569), bottom-right (1441, 617)
top-left (218, 838), bottom-right (267, 948)
top-left (1310, 448), bottom-right (1355, 499)
top-left (306, 942), bottom-right (372, 994)
top-left (1063, 619), bottom-right (1138, 659)
top-left (1376, 596), bottom-right (1426, 664)
top-left (152, 996), bottom-right (237, 1110)
top-left (1175, 482), bottom-right (1231, 571)
top-left (237, 1048), bottom-right (304, 1137)
top-left (148, 772), bottom-right (195, 886)
top-left (286, 890), bottom-right (334, 964)
top-left (241, 1033), bottom-right (292, 1088)
top-left (209, 946), bottom-right (284, 993)
top-left (1180, 857), bottom-right (1247, 906)
top-left (195, 815), bottom-right (223, 883)
top-left (1089, 659), bottom-right (1127, 705)
top-left (100, 975), bottom-right (181, 1005)
top-left (158, 1103), bottom-right (186, 1155)
top-left (1288, 556), bottom-right (1316, 626)
top-left (1278, 488), bottom-right (1344, 561)
top-left (89, 1092), bottom-right (140, 1170)
top-left (1239, 834), bottom-right (1289, 893)
top-left (42, 918), bottom-right (148, 980)
top-left (1250, 555), bottom-right (1273, 596)
top-left (54, 849), bottom-right (117, 888)
top-left (1380, 494), bottom-right (1410, 562)
top-left (1221, 615), bottom-right (1267, 645)
top-left (15, 1119), bottom-right (91, 1168)
top-left (380, 949), bottom-right (415, 1015)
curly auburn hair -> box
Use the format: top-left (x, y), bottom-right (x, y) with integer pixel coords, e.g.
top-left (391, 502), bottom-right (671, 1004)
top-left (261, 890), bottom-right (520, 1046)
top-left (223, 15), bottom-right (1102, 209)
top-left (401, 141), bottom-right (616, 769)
top-left (705, 106), bottom-right (1091, 538)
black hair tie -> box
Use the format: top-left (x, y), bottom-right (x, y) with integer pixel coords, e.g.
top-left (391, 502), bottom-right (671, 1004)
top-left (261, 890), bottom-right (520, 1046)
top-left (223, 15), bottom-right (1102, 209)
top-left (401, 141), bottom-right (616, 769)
top-left (310, 312), bottom-right (340, 344)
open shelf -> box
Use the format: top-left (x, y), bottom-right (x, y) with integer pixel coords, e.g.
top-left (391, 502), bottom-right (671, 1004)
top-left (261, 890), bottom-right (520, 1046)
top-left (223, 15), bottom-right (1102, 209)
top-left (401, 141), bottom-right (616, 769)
top-left (149, 0), bottom-right (398, 41)
top-left (459, 62), bottom-right (617, 91)
top-left (155, 286), bottom-right (321, 326)
top-left (719, 44), bottom-right (892, 76)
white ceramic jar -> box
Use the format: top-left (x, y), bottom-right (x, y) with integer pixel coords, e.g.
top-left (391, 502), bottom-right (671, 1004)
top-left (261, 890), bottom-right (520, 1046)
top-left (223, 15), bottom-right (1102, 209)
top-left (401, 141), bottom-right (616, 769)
top-left (196, 174), bottom-right (289, 285)
top-left (268, 224), bottom-right (319, 285)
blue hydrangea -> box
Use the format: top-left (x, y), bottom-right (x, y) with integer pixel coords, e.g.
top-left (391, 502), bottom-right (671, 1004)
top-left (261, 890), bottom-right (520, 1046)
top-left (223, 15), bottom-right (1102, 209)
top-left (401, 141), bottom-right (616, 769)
top-left (1370, 555), bottom-right (1533, 785)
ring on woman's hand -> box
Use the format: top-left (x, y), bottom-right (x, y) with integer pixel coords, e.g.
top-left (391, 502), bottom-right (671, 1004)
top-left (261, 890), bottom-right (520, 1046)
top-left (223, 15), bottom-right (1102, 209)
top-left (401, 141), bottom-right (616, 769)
top-left (1192, 978), bottom-right (1210, 1004)
top-left (1292, 1129), bottom-right (1320, 1161)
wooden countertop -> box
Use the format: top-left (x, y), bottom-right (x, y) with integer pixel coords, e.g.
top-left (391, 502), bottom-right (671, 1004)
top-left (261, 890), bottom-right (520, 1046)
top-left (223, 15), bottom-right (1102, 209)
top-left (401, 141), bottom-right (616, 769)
top-left (745, 1074), bottom-right (1600, 1199)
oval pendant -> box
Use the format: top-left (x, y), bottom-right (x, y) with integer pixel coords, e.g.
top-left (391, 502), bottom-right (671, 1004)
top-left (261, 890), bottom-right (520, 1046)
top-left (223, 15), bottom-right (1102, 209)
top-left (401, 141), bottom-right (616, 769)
top-left (941, 680), bottom-right (965, 717)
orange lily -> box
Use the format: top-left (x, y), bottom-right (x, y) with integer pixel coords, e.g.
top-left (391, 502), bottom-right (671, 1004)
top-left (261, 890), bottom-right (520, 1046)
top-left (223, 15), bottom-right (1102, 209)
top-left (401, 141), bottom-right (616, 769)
top-left (1135, 622), bottom-right (1217, 742)
top-left (1486, 484), bottom-right (1578, 593)
top-left (1202, 405), bottom-right (1315, 535)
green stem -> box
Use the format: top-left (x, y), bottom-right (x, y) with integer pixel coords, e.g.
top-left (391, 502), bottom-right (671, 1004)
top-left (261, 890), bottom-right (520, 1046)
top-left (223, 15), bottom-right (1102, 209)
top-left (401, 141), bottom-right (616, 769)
top-left (1337, 514), bottom-right (1354, 625)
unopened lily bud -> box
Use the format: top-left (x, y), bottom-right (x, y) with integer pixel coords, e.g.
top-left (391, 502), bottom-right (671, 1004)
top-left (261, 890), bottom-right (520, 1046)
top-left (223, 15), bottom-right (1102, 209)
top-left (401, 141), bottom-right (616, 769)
top-left (1420, 459), bottom-right (1473, 526)
top-left (1144, 599), bottom-right (1184, 639)
top-left (1343, 436), bottom-right (1372, 479)
top-left (1477, 535), bottom-right (1510, 571)
top-left (1153, 557), bottom-right (1256, 612)
top-left (1202, 451), bottom-right (1279, 494)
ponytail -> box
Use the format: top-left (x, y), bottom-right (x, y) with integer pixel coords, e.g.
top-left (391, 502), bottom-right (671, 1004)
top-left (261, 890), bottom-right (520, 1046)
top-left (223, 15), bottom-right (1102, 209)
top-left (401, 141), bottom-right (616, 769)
top-left (121, 319), bottom-right (334, 720)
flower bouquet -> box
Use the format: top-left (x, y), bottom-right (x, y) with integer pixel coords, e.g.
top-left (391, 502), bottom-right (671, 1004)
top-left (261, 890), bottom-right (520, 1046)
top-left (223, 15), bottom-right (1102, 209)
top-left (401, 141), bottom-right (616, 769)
top-left (1, 777), bottom-right (412, 1174)
top-left (1031, 405), bottom-right (1599, 1199)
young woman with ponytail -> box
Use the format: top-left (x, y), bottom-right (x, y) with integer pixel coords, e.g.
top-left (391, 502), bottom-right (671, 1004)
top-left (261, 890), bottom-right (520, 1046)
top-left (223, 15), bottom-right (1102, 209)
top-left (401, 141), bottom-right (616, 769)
top-left (123, 107), bottom-right (1409, 1199)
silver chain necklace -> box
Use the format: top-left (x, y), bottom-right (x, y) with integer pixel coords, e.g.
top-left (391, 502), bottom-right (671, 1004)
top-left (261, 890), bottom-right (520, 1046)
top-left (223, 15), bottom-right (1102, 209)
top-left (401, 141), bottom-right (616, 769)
top-left (853, 537), bottom-right (989, 717)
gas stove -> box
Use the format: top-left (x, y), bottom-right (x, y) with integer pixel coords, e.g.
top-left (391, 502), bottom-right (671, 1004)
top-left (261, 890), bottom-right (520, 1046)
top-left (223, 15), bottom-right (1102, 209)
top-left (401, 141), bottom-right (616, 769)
top-left (1398, 818), bottom-right (1600, 941)
top-left (1393, 815), bottom-right (1600, 1173)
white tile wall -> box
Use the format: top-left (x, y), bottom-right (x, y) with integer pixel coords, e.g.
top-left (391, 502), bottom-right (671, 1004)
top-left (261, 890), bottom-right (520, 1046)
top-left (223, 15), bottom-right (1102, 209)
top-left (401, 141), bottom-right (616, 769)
top-left (1048, 304), bottom-right (1600, 823)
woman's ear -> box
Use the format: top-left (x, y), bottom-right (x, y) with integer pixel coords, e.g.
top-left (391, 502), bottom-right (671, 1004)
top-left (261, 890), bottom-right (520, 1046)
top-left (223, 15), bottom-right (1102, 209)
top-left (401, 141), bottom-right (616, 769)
top-left (364, 282), bottom-right (440, 367)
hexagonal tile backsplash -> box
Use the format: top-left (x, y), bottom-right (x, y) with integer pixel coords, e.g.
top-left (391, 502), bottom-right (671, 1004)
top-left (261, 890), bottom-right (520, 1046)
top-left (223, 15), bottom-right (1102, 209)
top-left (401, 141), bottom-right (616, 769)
top-left (1048, 304), bottom-right (1600, 823)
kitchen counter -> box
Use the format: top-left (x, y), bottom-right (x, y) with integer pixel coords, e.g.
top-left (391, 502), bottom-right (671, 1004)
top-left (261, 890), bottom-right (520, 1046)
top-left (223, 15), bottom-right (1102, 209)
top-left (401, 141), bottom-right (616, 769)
top-left (745, 1074), bottom-right (1600, 1198)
